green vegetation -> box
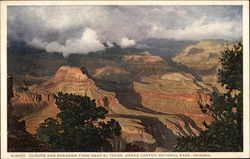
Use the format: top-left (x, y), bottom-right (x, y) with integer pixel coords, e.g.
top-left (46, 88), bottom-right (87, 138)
top-left (36, 92), bottom-right (121, 152)
top-left (173, 42), bottom-right (243, 152)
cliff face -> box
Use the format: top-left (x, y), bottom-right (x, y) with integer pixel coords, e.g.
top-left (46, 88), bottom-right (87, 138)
top-left (12, 92), bottom-right (55, 118)
top-left (11, 49), bottom-right (215, 152)
top-left (13, 66), bottom-right (121, 133)
top-left (7, 75), bottom-right (51, 152)
top-left (32, 66), bottom-right (119, 106)
top-left (122, 51), bottom-right (165, 63)
top-left (93, 66), bottom-right (133, 85)
top-left (173, 40), bottom-right (227, 70)
top-left (173, 40), bottom-right (235, 92)
top-left (119, 52), bottom-right (173, 80)
top-left (133, 73), bottom-right (211, 114)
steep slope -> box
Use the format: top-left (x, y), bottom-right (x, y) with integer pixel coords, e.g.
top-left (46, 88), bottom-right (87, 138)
top-left (93, 65), bottom-right (133, 85)
top-left (138, 38), bottom-right (195, 59)
top-left (96, 51), bottom-right (212, 114)
top-left (8, 39), bottom-right (220, 152)
top-left (12, 64), bottom-right (212, 152)
top-left (173, 40), bottom-right (235, 92)
top-left (133, 73), bottom-right (211, 114)
top-left (32, 66), bottom-right (115, 100)
top-left (173, 40), bottom-right (228, 70)
top-left (7, 76), bottom-right (51, 152)
top-left (15, 66), bottom-right (121, 133)
top-left (120, 51), bottom-right (174, 80)
top-left (122, 51), bottom-right (165, 63)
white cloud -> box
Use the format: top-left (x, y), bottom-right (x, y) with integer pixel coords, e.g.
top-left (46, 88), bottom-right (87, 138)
top-left (30, 28), bottom-right (105, 56)
top-left (120, 37), bottom-right (136, 48)
top-left (46, 42), bottom-right (62, 53)
top-left (106, 41), bottom-right (114, 47)
top-left (30, 38), bottom-right (48, 49)
top-left (8, 6), bottom-right (242, 51)
top-left (148, 16), bottom-right (242, 41)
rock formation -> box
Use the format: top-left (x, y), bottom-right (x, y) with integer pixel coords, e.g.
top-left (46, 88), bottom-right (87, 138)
top-left (173, 40), bottom-right (235, 92)
top-left (93, 65), bottom-right (133, 85)
top-left (7, 75), bottom-right (51, 152)
top-left (9, 46), bottom-right (220, 152)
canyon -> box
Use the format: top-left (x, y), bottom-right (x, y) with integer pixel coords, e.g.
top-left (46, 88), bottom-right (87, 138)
top-left (8, 40), bottom-right (231, 152)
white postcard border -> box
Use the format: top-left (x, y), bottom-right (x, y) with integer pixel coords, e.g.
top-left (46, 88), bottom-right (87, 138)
top-left (1, 1), bottom-right (249, 158)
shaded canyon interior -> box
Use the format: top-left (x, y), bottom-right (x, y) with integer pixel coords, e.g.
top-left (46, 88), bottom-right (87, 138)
top-left (7, 39), bottom-right (234, 152)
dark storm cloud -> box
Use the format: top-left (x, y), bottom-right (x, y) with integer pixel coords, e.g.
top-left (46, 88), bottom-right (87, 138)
top-left (8, 5), bottom-right (242, 56)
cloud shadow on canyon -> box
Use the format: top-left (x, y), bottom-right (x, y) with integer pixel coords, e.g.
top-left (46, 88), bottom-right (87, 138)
top-left (109, 114), bottom-right (177, 151)
top-left (92, 76), bottom-right (169, 115)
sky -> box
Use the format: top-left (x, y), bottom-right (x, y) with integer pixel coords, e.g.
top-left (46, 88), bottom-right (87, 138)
top-left (8, 6), bottom-right (242, 56)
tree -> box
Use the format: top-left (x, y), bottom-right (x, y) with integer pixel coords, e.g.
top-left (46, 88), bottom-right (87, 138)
top-left (36, 92), bottom-right (121, 152)
top-left (173, 42), bottom-right (243, 152)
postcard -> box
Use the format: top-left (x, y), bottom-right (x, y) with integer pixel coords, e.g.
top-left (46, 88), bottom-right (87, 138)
top-left (1, 0), bottom-right (249, 158)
